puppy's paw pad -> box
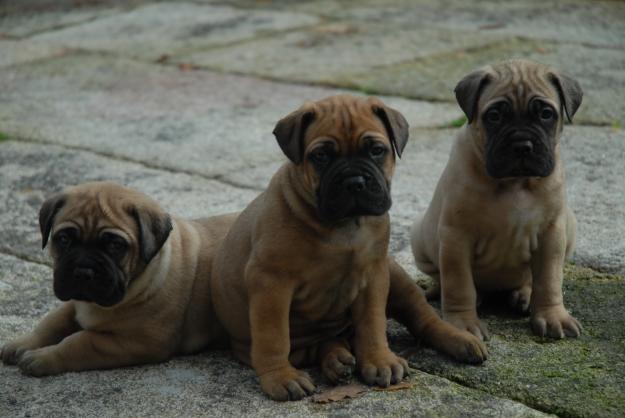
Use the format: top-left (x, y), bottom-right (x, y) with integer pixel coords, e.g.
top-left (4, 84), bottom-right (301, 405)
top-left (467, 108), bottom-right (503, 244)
top-left (359, 351), bottom-right (409, 387)
top-left (260, 367), bottom-right (315, 401)
top-left (321, 347), bottom-right (356, 384)
top-left (531, 307), bottom-right (582, 339)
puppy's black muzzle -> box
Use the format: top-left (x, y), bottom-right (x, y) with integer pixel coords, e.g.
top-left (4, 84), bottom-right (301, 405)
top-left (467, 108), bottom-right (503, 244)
top-left (53, 249), bottom-right (126, 307)
top-left (486, 128), bottom-right (555, 179)
top-left (317, 158), bottom-right (391, 223)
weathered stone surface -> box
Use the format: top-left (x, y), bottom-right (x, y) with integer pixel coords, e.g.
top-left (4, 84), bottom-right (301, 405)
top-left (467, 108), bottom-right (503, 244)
top-left (30, 2), bottom-right (320, 60)
top-left (344, 38), bottom-right (625, 125)
top-left (0, 140), bottom-right (258, 264)
top-left (0, 53), bottom-right (460, 189)
top-left (388, 126), bottom-right (625, 274)
top-left (182, 23), bottom-right (501, 85)
top-left (0, 6), bottom-right (118, 39)
top-left (403, 264), bottom-right (625, 418)
top-left (242, 0), bottom-right (625, 49)
top-left (0, 40), bottom-right (68, 68)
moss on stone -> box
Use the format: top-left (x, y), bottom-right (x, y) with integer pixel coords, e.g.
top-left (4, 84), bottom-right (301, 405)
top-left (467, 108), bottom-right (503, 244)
top-left (391, 264), bottom-right (625, 417)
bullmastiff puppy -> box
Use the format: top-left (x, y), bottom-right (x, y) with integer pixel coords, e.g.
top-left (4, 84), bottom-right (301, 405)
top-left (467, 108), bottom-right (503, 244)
top-left (411, 59), bottom-right (583, 341)
top-left (1, 182), bottom-right (232, 375)
top-left (211, 94), bottom-right (487, 401)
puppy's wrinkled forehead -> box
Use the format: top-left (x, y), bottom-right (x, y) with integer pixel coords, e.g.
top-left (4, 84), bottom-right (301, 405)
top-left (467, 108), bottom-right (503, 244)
top-left (481, 60), bottom-right (559, 110)
top-left (305, 95), bottom-right (389, 150)
top-left (53, 183), bottom-right (142, 239)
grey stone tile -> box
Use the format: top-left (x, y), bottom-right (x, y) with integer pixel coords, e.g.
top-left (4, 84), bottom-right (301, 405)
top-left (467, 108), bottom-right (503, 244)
top-left (30, 2), bottom-right (320, 59)
top-left (0, 40), bottom-right (68, 68)
top-left (286, 0), bottom-right (625, 49)
top-left (181, 22), bottom-right (503, 84)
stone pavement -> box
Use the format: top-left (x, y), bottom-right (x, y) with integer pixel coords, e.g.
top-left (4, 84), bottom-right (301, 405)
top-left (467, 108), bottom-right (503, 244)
top-left (1, 1), bottom-right (624, 416)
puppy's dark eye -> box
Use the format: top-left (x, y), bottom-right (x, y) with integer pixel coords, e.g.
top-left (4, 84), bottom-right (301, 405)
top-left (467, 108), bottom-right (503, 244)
top-left (369, 144), bottom-right (387, 158)
top-left (485, 109), bottom-right (502, 124)
top-left (54, 231), bottom-right (72, 248)
top-left (102, 234), bottom-right (128, 257)
top-left (309, 149), bottom-right (331, 166)
top-left (539, 107), bottom-right (555, 121)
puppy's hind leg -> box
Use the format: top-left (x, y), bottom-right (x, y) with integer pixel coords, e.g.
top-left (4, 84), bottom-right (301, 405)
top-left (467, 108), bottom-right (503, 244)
top-left (387, 258), bottom-right (487, 364)
top-left (411, 217), bottom-right (440, 300)
top-left (318, 338), bottom-right (356, 385)
top-left (508, 268), bottom-right (532, 315)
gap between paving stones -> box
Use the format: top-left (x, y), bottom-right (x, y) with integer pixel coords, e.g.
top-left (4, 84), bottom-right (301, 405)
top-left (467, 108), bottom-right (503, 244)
top-left (6, 135), bottom-right (264, 192)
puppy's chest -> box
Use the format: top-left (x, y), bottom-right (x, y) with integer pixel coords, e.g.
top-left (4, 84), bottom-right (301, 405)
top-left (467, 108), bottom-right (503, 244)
top-left (292, 246), bottom-right (377, 321)
top-left (74, 302), bottom-right (108, 330)
top-left (291, 228), bottom-right (386, 321)
top-left (474, 192), bottom-right (545, 268)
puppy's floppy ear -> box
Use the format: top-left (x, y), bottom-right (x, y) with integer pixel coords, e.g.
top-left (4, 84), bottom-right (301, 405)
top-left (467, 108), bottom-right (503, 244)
top-left (371, 101), bottom-right (410, 158)
top-left (130, 205), bottom-right (172, 263)
top-left (272, 104), bottom-right (316, 164)
top-left (454, 69), bottom-right (491, 124)
top-left (39, 193), bottom-right (66, 249)
top-left (548, 71), bottom-right (583, 123)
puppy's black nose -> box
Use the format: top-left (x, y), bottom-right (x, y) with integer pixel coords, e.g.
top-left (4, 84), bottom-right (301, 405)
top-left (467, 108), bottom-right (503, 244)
top-left (343, 175), bottom-right (366, 193)
top-left (74, 267), bottom-right (95, 281)
top-left (512, 140), bottom-right (533, 157)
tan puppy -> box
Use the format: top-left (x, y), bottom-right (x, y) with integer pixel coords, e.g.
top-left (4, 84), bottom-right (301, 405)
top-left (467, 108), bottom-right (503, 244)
top-left (1, 182), bottom-right (232, 375)
top-left (411, 59), bottom-right (583, 341)
top-left (211, 94), bottom-right (487, 401)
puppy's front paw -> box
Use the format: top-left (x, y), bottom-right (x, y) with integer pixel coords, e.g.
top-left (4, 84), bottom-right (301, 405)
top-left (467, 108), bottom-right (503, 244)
top-left (445, 313), bottom-right (490, 341)
top-left (358, 350), bottom-right (409, 387)
top-left (1, 336), bottom-right (41, 365)
top-left (531, 306), bottom-right (582, 339)
top-left (321, 346), bottom-right (356, 384)
top-left (18, 347), bottom-right (63, 377)
top-left (259, 366), bottom-right (315, 401)
top-left (443, 328), bottom-right (489, 364)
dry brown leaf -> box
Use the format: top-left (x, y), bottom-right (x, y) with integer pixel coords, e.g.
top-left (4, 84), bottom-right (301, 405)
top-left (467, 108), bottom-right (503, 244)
top-left (178, 63), bottom-right (197, 71)
top-left (156, 54), bottom-right (170, 64)
top-left (373, 382), bottom-right (414, 392)
top-left (311, 384), bottom-right (368, 403)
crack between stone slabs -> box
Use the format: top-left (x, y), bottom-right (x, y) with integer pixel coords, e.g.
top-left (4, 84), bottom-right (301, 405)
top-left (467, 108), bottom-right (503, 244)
top-left (410, 367), bottom-right (558, 417)
top-left (5, 136), bottom-right (264, 193)
top-left (13, 0), bottom-right (181, 41)
top-left (183, 63), bottom-right (612, 129)
top-left (163, 19), bottom-right (330, 59)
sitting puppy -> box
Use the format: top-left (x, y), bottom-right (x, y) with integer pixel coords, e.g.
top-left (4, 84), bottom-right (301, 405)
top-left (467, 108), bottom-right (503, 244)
top-left (411, 59), bottom-right (583, 341)
top-left (211, 94), bottom-right (487, 401)
top-left (1, 182), bottom-right (232, 375)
